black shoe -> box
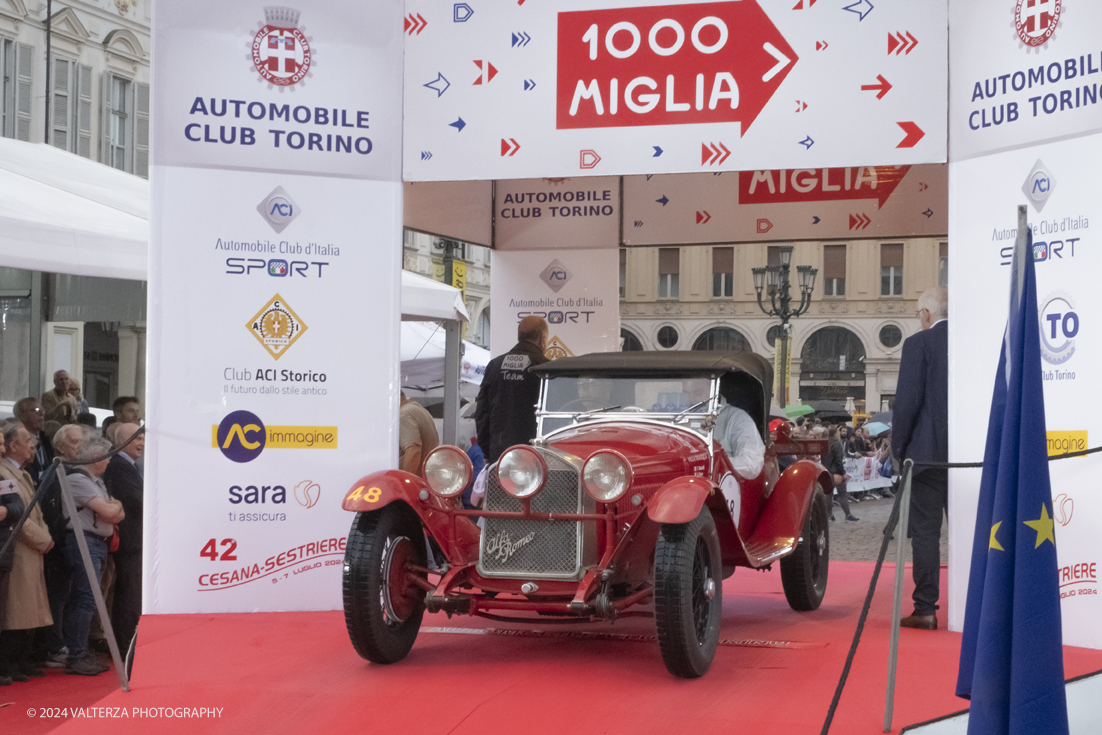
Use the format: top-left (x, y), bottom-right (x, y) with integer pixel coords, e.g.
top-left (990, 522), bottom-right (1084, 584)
top-left (65, 654), bottom-right (106, 677)
top-left (9, 671), bottom-right (29, 682)
top-left (22, 665), bottom-right (46, 678)
top-left (846, 515), bottom-right (859, 522)
top-left (900, 613), bottom-right (938, 630)
top-left (0, 674), bottom-right (11, 686)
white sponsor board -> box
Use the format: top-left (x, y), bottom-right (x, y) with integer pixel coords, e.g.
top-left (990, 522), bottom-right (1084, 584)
top-left (948, 0), bottom-right (1101, 645)
top-left (950, 0), bottom-right (1102, 161)
top-left (404, 0), bottom-right (947, 180)
top-left (495, 177), bottom-right (620, 250)
top-left (147, 1), bottom-right (404, 613)
top-left (490, 249), bottom-right (620, 359)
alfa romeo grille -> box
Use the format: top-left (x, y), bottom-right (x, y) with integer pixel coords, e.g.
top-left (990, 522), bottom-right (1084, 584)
top-left (479, 451), bottom-right (582, 579)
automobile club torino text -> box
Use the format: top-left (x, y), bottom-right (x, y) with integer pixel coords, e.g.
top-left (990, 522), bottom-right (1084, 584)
top-left (183, 98), bottom-right (374, 155)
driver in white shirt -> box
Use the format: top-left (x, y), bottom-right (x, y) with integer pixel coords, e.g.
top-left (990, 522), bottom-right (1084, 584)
top-left (713, 376), bottom-right (765, 479)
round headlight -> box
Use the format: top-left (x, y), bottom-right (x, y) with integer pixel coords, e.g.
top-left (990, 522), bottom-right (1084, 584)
top-left (496, 446), bottom-right (547, 499)
top-left (582, 450), bottom-right (632, 503)
top-left (423, 446), bottom-right (473, 498)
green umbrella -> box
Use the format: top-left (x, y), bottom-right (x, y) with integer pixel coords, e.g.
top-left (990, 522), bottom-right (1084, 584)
top-left (785, 403), bottom-right (815, 418)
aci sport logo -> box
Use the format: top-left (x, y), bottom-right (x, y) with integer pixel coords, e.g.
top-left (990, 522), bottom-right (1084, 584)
top-left (1039, 292), bottom-right (1078, 365)
top-left (213, 410), bottom-right (338, 463)
top-left (540, 259), bottom-right (572, 293)
top-left (250, 7), bottom-right (313, 89)
top-left (1021, 159), bottom-right (1055, 212)
top-left (257, 186), bottom-right (300, 233)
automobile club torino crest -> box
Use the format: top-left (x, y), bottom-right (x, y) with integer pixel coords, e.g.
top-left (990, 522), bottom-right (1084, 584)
top-left (1014, 0), bottom-right (1061, 50)
top-left (249, 6), bottom-right (314, 90)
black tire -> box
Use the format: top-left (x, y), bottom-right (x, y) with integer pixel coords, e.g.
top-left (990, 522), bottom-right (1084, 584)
top-left (343, 504), bottom-right (427, 664)
top-left (653, 506), bottom-right (723, 678)
top-left (780, 490), bottom-right (830, 611)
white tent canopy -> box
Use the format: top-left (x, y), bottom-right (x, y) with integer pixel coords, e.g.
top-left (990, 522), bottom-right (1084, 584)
top-left (0, 139), bottom-right (470, 325)
top-left (401, 321), bottom-right (488, 389)
top-left (0, 139), bottom-right (148, 281)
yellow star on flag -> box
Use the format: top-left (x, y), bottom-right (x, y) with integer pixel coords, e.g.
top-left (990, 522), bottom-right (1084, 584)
top-left (989, 521), bottom-right (1004, 551)
top-left (1023, 504), bottom-right (1056, 549)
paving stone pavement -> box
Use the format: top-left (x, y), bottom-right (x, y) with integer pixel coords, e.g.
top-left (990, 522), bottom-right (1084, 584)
top-left (829, 491), bottom-right (950, 564)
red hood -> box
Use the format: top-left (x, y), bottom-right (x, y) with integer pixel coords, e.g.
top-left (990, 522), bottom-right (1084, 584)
top-left (546, 421), bottom-right (711, 492)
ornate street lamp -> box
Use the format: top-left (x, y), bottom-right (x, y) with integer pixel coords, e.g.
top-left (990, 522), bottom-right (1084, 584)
top-left (751, 246), bottom-right (817, 408)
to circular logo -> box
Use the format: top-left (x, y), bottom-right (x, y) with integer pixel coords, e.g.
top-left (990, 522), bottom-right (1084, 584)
top-left (251, 25), bottom-right (312, 87)
top-left (1015, 0), bottom-right (1061, 48)
top-left (217, 410), bottom-right (266, 463)
top-left (1039, 294), bottom-right (1078, 365)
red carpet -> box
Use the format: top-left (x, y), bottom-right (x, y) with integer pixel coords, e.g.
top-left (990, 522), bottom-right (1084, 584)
top-left (6, 561), bottom-right (1100, 735)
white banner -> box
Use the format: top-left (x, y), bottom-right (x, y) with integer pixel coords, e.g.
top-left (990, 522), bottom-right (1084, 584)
top-left (948, 0), bottom-right (1101, 647)
top-left (404, 0), bottom-right (947, 180)
top-left (490, 249), bottom-right (620, 359)
top-left (495, 177), bottom-right (620, 250)
top-left (950, 0), bottom-right (1102, 161)
top-left (147, 1), bottom-right (404, 613)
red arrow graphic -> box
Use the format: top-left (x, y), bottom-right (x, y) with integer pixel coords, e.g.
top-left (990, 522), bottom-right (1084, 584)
top-left (815, 40), bottom-right (829, 51)
top-left (888, 31), bottom-right (918, 55)
top-left (500, 138), bottom-right (520, 156)
top-left (896, 121), bottom-right (925, 148)
top-left (861, 75), bottom-right (892, 100)
top-left (848, 213), bottom-right (871, 230)
top-left (556, 3), bottom-right (797, 136)
top-left (696, 211), bottom-right (712, 225)
top-left (579, 150), bottom-right (601, 169)
top-left (701, 142), bottom-right (731, 166)
top-left (404, 13), bottom-right (427, 36)
top-left (473, 60), bottom-right (498, 85)
top-left (756, 218), bottom-right (774, 233)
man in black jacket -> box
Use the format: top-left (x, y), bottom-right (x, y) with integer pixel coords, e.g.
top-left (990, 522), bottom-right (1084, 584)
top-left (102, 424), bottom-right (144, 652)
top-left (14, 398), bottom-right (53, 487)
top-left (892, 286), bottom-right (949, 630)
top-left (475, 316), bottom-right (549, 466)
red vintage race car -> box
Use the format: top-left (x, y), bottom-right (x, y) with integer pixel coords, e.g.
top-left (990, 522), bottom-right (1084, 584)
top-left (341, 351), bottom-right (832, 678)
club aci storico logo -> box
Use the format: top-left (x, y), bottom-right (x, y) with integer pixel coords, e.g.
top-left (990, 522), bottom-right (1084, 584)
top-left (1022, 159), bottom-right (1055, 212)
top-left (1014, 0), bottom-right (1061, 51)
top-left (248, 294), bottom-right (307, 359)
top-left (540, 259), bottom-right (572, 293)
top-left (249, 6), bottom-right (313, 89)
top-left (257, 186), bottom-right (300, 233)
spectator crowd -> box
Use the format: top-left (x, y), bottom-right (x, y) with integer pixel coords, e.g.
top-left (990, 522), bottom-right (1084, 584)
top-left (0, 370), bottom-right (144, 684)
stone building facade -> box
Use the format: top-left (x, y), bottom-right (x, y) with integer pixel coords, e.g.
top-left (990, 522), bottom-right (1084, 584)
top-left (619, 237), bottom-right (948, 414)
top-left (403, 229), bottom-right (492, 347)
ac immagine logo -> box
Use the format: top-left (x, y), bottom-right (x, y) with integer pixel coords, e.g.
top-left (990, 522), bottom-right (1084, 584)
top-left (213, 411), bottom-right (338, 463)
top-left (248, 294), bottom-right (307, 359)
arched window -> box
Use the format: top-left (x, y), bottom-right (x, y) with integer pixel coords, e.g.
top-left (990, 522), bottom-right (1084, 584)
top-left (800, 327), bottom-right (865, 373)
top-left (620, 328), bottom-right (643, 352)
top-left (692, 327), bottom-right (750, 352)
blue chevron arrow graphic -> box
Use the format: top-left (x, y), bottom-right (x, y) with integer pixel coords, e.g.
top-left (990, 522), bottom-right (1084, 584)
top-left (653, 146), bottom-right (663, 157)
top-left (420, 151), bottom-right (433, 161)
top-left (523, 79), bottom-right (537, 91)
top-left (423, 73), bottom-right (451, 97)
top-left (656, 195), bottom-right (669, 206)
top-left (449, 117), bottom-right (466, 132)
top-left (798, 136), bottom-right (815, 150)
top-left (843, 0), bottom-right (874, 21)
top-left (812, 216), bottom-right (821, 224)
top-left (511, 31), bottom-right (531, 47)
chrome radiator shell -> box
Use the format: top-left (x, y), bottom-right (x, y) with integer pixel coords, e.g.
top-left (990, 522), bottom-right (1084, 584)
top-left (477, 449), bottom-right (596, 581)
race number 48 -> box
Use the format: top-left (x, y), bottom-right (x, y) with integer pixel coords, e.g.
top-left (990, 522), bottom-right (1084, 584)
top-left (200, 538), bottom-right (238, 561)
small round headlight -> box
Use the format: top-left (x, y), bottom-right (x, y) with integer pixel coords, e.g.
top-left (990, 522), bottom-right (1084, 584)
top-left (496, 446), bottom-right (547, 499)
top-left (582, 450), bottom-right (632, 503)
top-left (423, 446), bottom-right (473, 498)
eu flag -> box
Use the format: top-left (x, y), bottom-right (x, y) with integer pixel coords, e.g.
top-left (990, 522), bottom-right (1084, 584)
top-left (955, 226), bottom-right (1069, 734)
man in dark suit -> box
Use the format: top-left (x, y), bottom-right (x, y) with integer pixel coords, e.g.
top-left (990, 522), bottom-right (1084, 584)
top-left (892, 287), bottom-right (948, 630)
top-left (102, 423), bottom-right (144, 652)
top-left (14, 398), bottom-right (53, 487)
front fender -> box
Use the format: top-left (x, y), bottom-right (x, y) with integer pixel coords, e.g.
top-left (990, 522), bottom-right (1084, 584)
top-left (343, 470), bottom-right (481, 565)
top-left (645, 476), bottom-right (717, 525)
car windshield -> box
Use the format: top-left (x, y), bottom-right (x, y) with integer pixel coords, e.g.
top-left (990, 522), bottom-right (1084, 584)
top-left (539, 374), bottom-right (716, 434)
